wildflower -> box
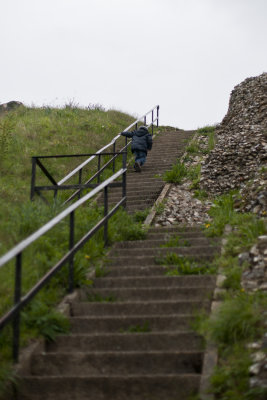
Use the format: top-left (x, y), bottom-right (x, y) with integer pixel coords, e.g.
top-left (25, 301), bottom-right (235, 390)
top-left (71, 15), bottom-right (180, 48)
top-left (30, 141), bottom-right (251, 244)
top-left (241, 288), bottom-right (245, 292)
top-left (85, 255), bottom-right (90, 260)
top-left (205, 223), bottom-right (211, 229)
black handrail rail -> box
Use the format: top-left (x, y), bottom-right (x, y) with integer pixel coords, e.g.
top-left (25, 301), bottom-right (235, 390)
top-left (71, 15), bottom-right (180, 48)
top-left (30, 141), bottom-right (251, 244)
top-left (31, 151), bottom-right (126, 204)
top-left (0, 164), bottom-right (127, 363)
top-left (57, 105), bottom-right (159, 186)
top-left (30, 105), bottom-right (159, 203)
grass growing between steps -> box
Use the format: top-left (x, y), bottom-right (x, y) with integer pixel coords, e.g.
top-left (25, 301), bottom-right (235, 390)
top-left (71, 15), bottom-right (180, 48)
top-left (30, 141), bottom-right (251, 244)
top-left (194, 192), bottom-right (267, 400)
top-left (86, 293), bottom-right (117, 302)
top-left (121, 322), bottom-right (151, 333)
top-left (160, 235), bottom-right (191, 248)
top-left (156, 253), bottom-right (217, 275)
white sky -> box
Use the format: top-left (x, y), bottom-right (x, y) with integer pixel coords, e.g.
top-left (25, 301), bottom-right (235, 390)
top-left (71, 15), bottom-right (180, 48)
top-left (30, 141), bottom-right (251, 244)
top-left (1, 0), bottom-right (266, 129)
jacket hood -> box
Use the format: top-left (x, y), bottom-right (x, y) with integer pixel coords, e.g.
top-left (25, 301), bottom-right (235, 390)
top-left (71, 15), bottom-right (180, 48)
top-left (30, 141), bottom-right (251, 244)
top-left (136, 127), bottom-right (148, 137)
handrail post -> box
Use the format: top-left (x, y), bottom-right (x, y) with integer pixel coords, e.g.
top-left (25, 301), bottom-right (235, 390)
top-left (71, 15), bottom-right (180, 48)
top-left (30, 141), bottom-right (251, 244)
top-left (122, 152), bottom-right (127, 209)
top-left (30, 157), bottom-right (37, 201)
top-left (157, 106), bottom-right (159, 127)
top-left (152, 110), bottom-right (154, 135)
top-left (104, 186), bottom-right (108, 246)
top-left (13, 253), bottom-right (22, 363)
top-left (78, 169), bottom-right (83, 199)
top-left (68, 211), bottom-right (75, 293)
top-left (97, 155), bottom-right (101, 184)
top-left (113, 142), bottom-right (116, 173)
top-left (144, 115), bottom-right (146, 125)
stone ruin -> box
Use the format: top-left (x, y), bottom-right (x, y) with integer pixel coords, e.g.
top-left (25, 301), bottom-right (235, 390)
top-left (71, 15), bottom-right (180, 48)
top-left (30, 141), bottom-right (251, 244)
top-left (0, 100), bottom-right (23, 113)
top-left (200, 72), bottom-right (267, 216)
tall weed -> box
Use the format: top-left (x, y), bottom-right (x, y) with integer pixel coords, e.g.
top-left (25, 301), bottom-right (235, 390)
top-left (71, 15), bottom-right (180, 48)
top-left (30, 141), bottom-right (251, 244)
top-left (163, 161), bottom-right (187, 184)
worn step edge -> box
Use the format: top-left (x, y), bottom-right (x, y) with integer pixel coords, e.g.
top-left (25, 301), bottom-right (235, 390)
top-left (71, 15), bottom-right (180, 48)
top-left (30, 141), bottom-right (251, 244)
top-left (71, 301), bottom-right (211, 316)
top-left (112, 238), bottom-right (217, 248)
top-left (46, 332), bottom-right (203, 352)
top-left (18, 374), bottom-right (201, 400)
top-left (91, 276), bottom-right (216, 288)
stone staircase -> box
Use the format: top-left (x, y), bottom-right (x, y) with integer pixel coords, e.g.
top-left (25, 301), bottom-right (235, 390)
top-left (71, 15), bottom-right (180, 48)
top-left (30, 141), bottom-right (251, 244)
top-left (18, 226), bottom-right (219, 400)
top-left (17, 129), bottom-right (220, 399)
top-left (99, 129), bottom-right (195, 213)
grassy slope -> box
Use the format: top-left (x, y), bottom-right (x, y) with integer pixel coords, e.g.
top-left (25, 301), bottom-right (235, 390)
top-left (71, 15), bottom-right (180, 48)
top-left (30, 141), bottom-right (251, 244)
top-left (0, 105), bottom-right (135, 252)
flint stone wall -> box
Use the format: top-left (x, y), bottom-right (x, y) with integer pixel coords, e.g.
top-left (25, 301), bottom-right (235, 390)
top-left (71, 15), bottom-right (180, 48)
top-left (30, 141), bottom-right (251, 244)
top-left (200, 73), bottom-right (267, 203)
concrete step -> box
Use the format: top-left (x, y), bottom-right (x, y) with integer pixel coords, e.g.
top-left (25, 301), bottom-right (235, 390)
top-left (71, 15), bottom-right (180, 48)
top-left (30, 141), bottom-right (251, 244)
top-left (19, 374), bottom-right (201, 400)
top-left (112, 238), bottom-right (217, 249)
top-left (108, 194), bottom-right (158, 203)
top-left (70, 315), bottom-right (195, 333)
top-left (146, 232), bottom-right (209, 240)
top-left (109, 182), bottom-right (163, 191)
top-left (102, 265), bottom-right (208, 277)
top-left (109, 245), bottom-right (219, 258)
top-left (92, 275), bottom-right (216, 289)
top-left (71, 300), bottom-right (211, 317)
top-left (84, 287), bottom-right (213, 301)
top-left (45, 332), bottom-right (203, 353)
top-left (122, 199), bottom-right (158, 208)
top-left (108, 249), bottom-right (219, 265)
top-left (107, 188), bottom-right (162, 198)
top-left (30, 351), bottom-right (203, 376)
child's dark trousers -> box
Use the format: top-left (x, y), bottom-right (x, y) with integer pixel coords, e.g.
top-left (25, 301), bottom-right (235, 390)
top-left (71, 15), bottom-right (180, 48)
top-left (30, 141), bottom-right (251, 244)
top-left (133, 150), bottom-right (147, 166)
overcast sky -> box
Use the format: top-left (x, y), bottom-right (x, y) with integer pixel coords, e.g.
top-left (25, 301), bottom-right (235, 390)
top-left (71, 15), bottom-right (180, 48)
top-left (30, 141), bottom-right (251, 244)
top-left (1, 0), bottom-right (266, 129)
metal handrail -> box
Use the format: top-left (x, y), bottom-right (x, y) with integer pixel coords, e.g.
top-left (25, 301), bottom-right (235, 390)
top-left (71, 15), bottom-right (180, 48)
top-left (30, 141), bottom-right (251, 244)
top-left (57, 105), bottom-right (159, 185)
top-left (30, 105), bottom-right (159, 203)
top-left (0, 166), bottom-right (127, 362)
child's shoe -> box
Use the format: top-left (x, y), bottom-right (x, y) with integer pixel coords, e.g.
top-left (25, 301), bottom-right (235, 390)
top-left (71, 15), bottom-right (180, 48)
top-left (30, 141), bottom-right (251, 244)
top-left (134, 162), bottom-right (141, 172)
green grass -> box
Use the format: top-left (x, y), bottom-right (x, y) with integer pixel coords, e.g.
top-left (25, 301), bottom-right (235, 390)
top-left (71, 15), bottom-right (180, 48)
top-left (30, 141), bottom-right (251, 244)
top-left (193, 190), bottom-right (267, 400)
top-left (210, 344), bottom-right (267, 400)
top-left (156, 253), bottom-right (217, 275)
top-left (163, 160), bottom-right (187, 184)
top-left (86, 293), bottom-right (117, 302)
top-left (205, 193), bottom-right (267, 242)
top-left (186, 141), bottom-right (200, 154)
top-left (0, 105), bottom-right (136, 252)
top-left (160, 235), bottom-right (191, 248)
top-left (121, 321), bottom-right (151, 333)
top-left (193, 189), bottom-right (208, 200)
top-left (198, 292), bottom-right (266, 346)
top-left (163, 161), bottom-right (201, 187)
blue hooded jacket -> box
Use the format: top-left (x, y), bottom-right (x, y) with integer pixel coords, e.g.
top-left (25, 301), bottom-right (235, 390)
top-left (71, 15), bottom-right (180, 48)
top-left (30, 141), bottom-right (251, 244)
top-left (121, 126), bottom-right (153, 154)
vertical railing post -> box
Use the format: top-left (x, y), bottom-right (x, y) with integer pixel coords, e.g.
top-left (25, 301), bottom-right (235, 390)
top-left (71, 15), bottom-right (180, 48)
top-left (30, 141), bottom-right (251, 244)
top-left (104, 186), bottom-right (108, 246)
top-left (152, 110), bottom-right (154, 135)
top-left (113, 142), bottom-right (116, 173)
top-left (157, 106), bottom-right (159, 127)
top-left (135, 122), bottom-right (138, 130)
top-left (97, 155), bottom-right (101, 184)
top-left (144, 115), bottom-right (147, 125)
top-left (78, 168), bottom-right (83, 199)
top-left (122, 152), bottom-right (127, 210)
top-left (13, 253), bottom-right (22, 363)
top-left (30, 157), bottom-right (37, 201)
top-left (68, 211), bottom-right (75, 293)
